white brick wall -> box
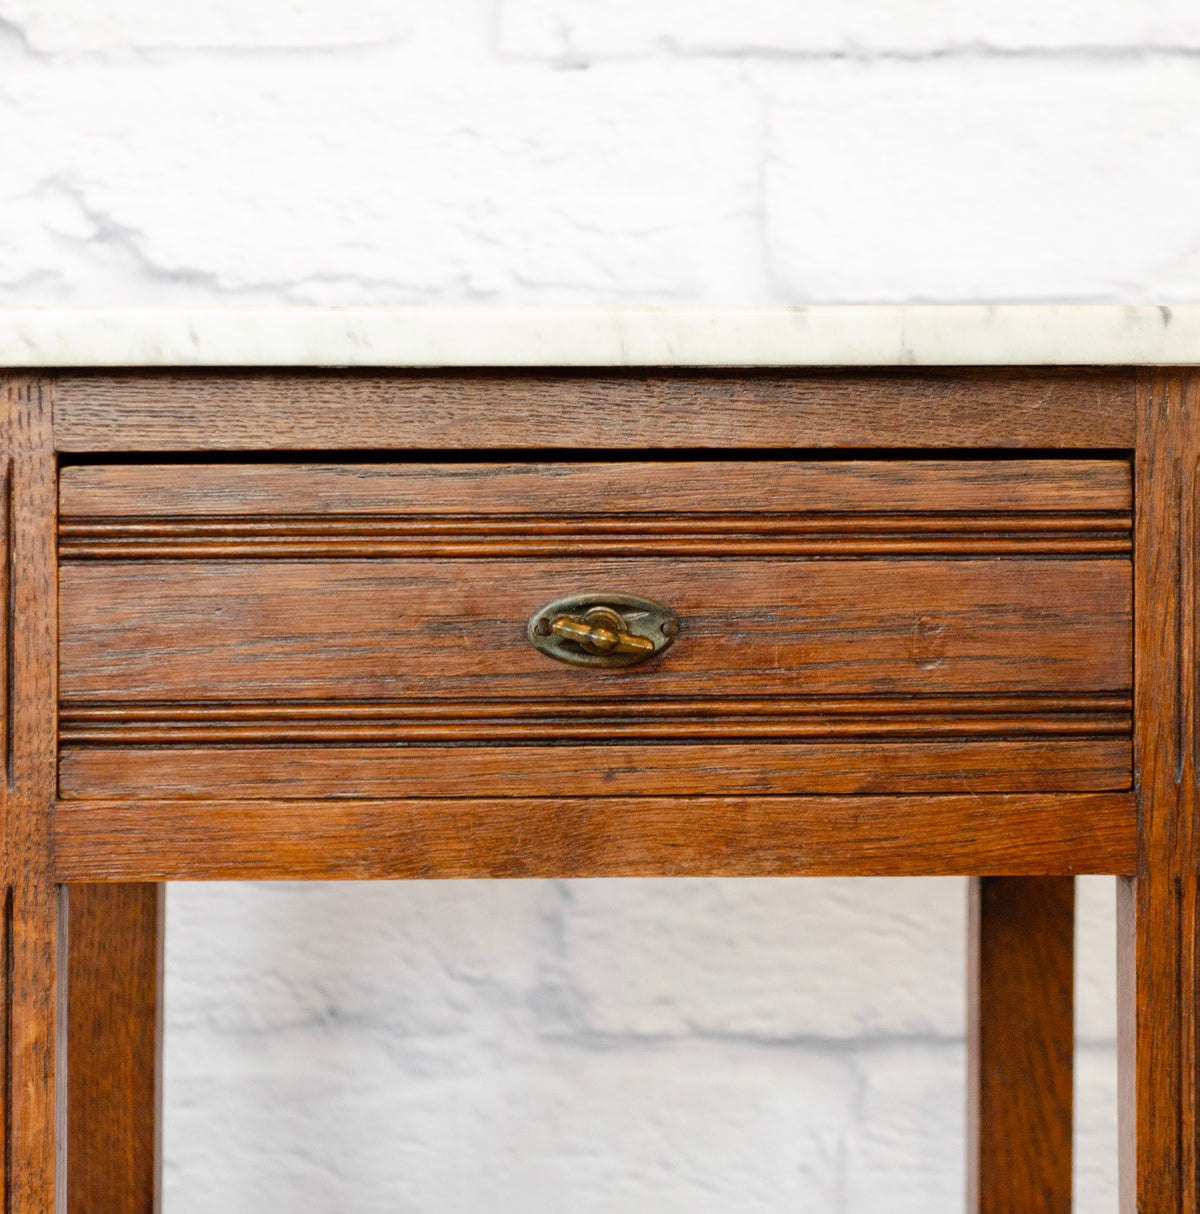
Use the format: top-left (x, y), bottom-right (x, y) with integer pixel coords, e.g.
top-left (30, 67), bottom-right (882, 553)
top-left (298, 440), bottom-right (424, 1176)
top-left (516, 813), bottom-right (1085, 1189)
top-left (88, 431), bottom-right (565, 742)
top-left (0, 3), bottom-right (1162, 1208)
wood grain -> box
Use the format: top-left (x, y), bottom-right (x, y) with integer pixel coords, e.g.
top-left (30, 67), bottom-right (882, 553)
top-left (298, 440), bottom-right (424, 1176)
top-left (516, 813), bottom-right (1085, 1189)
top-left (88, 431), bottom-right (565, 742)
top-left (59, 459), bottom-right (1133, 517)
top-left (57, 520), bottom-right (1131, 560)
top-left (59, 459), bottom-right (1131, 557)
top-left (1, 377), bottom-right (61, 1213)
top-left (58, 457), bottom-right (1134, 803)
top-left (51, 368), bottom-right (1136, 452)
top-left (32, 367), bottom-right (1155, 1206)
top-left (58, 558), bottom-right (1132, 701)
top-left (58, 693), bottom-right (1131, 745)
top-left (968, 876), bottom-right (1074, 1214)
top-left (1119, 368), bottom-right (1200, 1213)
top-left (51, 793), bottom-right (1136, 882)
top-left (67, 884), bottom-right (162, 1214)
top-left (57, 737), bottom-right (1133, 800)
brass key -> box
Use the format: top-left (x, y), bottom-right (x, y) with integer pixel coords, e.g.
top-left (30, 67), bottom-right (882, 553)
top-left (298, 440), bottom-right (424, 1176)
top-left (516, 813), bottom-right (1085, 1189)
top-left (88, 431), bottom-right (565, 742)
top-left (549, 606), bottom-right (656, 656)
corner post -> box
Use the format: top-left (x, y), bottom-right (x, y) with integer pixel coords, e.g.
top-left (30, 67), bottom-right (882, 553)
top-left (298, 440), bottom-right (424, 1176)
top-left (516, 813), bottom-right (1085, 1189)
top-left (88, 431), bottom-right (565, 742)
top-left (1121, 368), bottom-right (1200, 1212)
top-left (1, 375), bottom-right (63, 1212)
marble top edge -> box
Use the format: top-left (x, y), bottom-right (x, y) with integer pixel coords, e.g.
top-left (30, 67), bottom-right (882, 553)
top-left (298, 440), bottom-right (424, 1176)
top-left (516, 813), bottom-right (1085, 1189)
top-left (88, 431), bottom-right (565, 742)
top-left (1, 306), bottom-right (1199, 367)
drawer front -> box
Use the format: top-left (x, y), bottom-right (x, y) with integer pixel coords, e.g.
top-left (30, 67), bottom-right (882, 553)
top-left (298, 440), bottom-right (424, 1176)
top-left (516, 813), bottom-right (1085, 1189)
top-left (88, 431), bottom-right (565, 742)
top-left (57, 459), bottom-right (1132, 798)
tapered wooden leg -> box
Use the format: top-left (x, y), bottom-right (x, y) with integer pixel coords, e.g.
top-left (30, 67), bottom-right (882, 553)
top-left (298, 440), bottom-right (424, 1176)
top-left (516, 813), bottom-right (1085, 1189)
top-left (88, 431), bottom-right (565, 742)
top-left (67, 884), bottom-right (163, 1214)
top-left (967, 876), bottom-right (1074, 1214)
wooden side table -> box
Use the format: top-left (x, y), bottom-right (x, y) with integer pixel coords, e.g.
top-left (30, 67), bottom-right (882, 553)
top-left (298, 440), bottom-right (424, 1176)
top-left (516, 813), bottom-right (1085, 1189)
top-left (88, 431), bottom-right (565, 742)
top-left (0, 308), bottom-right (1196, 1212)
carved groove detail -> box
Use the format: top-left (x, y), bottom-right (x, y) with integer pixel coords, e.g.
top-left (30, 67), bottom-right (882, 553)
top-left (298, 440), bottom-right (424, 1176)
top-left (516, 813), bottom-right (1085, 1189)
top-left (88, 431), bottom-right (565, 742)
top-left (59, 693), bottom-right (1132, 747)
top-left (59, 512), bottom-right (1132, 560)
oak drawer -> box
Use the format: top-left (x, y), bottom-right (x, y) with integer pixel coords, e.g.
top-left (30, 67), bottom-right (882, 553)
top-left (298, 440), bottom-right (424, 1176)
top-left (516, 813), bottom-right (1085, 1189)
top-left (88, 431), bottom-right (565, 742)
top-left (56, 458), bottom-right (1132, 799)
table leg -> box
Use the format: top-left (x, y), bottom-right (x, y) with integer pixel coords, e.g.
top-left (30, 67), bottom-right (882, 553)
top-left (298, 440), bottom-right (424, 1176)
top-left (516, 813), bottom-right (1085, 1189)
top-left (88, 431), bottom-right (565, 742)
top-left (967, 875), bottom-right (1075, 1214)
top-left (67, 884), bottom-right (163, 1214)
top-left (1123, 367), bottom-right (1200, 1212)
top-left (2, 376), bottom-right (62, 1212)
top-left (1118, 874), bottom-right (1199, 1214)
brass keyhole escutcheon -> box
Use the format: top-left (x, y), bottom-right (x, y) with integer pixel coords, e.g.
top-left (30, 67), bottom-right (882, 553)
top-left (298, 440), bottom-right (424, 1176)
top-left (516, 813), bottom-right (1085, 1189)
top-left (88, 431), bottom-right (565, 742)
top-left (528, 593), bottom-right (679, 668)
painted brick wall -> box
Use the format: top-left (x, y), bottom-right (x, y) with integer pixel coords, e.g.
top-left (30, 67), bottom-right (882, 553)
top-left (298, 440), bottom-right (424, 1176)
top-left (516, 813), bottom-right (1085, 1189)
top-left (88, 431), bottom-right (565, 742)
top-left (2, 3), bottom-right (1180, 1209)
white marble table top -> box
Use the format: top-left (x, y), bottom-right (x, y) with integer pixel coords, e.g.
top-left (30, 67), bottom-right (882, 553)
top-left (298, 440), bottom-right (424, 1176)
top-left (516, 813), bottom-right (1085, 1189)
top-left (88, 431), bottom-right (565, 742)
top-left (1, 306), bottom-right (1199, 367)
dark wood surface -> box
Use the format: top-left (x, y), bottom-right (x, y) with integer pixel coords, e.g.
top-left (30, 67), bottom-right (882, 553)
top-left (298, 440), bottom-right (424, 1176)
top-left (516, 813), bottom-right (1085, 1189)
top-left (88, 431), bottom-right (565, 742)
top-left (1119, 369), bottom-right (1200, 1213)
top-left (0, 364), bottom-right (1175, 1208)
top-left (57, 521), bottom-right (1131, 560)
top-left (58, 693), bottom-right (1132, 743)
top-left (52, 792), bottom-right (1134, 882)
top-left (968, 876), bottom-right (1074, 1214)
top-left (58, 738), bottom-right (1133, 800)
top-left (59, 458), bottom-right (1132, 517)
top-left (51, 368), bottom-right (1135, 452)
top-left (58, 456), bottom-right (1133, 803)
top-left (58, 557), bottom-right (1132, 700)
top-left (67, 884), bottom-right (162, 1214)
top-left (2, 377), bottom-right (61, 1212)
top-left (58, 458), bottom-right (1131, 560)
